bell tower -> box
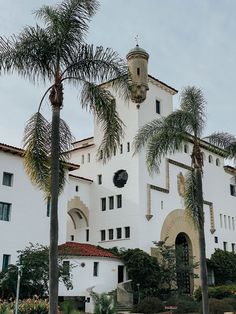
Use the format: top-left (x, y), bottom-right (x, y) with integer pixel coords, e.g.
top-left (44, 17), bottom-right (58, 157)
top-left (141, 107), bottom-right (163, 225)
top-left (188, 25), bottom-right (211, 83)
top-left (126, 45), bottom-right (149, 104)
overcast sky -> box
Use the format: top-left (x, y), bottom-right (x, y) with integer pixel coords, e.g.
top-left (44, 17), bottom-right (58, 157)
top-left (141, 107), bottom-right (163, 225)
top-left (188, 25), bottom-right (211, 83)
top-left (0, 0), bottom-right (236, 147)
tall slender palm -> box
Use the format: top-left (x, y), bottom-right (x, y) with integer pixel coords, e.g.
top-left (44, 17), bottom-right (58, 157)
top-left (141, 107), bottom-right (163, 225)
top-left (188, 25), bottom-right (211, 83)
top-left (0, 1), bottom-right (129, 313)
top-left (133, 86), bottom-right (210, 314)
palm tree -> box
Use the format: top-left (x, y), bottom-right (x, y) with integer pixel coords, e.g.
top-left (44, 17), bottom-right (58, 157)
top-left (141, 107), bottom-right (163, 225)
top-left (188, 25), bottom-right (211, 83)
top-left (0, 1), bottom-right (129, 313)
top-left (133, 86), bottom-right (210, 314)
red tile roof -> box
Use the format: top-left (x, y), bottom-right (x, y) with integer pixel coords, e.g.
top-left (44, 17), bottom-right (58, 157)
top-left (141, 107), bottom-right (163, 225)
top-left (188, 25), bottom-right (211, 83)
top-left (58, 242), bottom-right (117, 259)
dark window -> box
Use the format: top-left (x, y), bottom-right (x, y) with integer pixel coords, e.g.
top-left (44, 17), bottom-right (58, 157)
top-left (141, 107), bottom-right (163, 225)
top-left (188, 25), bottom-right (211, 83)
top-left (116, 228), bottom-right (122, 239)
top-left (208, 155), bottom-right (213, 163)
top-left (108, 229), bottom-right (114, 240)
top-left (88, 153), bottom-right (90, 163)
top-left (184, 144), bottom-right (188, 153)
top-left (117, 195), bottom-right (122, 208)
top-left (230, 184), bottom-right (236, 196)
top-left (232, 243), bottom-right (235, 253)
top-left (93, 262), bottom-right (99, 276)
top-left (2, 254), bottom-right (10, 271)
top-left (156, 100), bottom-right (160, 114)
top-left (75, 185), bottom-right (79, 192)
top-left (120, 144), bottom-right (123, 154)
top-left (125, 226), bottom-right (130, 238)
top-left (223, 241), bottom-right (227, 251)
top-left (47, 198), bottom-right (51, 217)
top-left (127, 142), bottom-right (130, 152)
top-left (63, 261), bottom-right (70, 275)
top-left (109, 196), bottom-right (114, 210)
top-left (0, 202), bottom-right (11, 221)
top-left (86, 229), bottom-right (89, 242)
top-left (98, 175), bottom-right (102, 185)
top-left (100, 150), bottom-right (103, 160)
top-left (216, 158), bottom-right (220, 166)
top-left (70, 235), bottom-right (74, 241)
top-left (101, 230), bottom-right (105, 241)
top-left (137, 68), bottom-right (140, 75)
top-left (214, 236), bottom-right (218, 243)
top-left (113, 147), bottom-right (116, 156)
top-left (81, 155), bottom-right (84, 164)
top-left (2, 172), bottom-right (13, 187)
top-left (101, 198), bottom-right (106, 211)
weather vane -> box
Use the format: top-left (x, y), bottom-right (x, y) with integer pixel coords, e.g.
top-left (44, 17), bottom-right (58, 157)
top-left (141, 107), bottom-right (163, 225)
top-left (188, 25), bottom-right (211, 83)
top-left (135, 35), bottom-right (139, 47)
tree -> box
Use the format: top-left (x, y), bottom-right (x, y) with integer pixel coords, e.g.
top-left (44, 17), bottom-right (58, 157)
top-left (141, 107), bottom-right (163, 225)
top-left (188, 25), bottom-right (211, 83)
top-left (133, 86), bottom-right (211, 314)
top-left (0, 1), bottom-right (129, 312)
top-left (210, 249), bottom-right (236, 285)
top-left (0, 243), bottom-right (73, 299)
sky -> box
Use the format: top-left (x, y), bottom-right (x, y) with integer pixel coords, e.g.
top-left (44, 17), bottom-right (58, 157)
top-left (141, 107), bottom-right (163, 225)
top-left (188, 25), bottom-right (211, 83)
top-left (0, 0), bottom-right (236, 148)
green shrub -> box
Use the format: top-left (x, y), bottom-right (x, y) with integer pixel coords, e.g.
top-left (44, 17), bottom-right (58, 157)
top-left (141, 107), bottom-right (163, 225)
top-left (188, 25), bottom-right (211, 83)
top-left (90, 291), bottom-right (116, 314)
top-left (199, 298), bottom-right (234, 314)
top-left (60, 300), bottom-right (77, 314)
top-left (0, 298), bottom-right (49, 314)
top-left (194, 284), bottom-right (236, 301)
top-left (132, 297), bottom-right (164, 313)
top-left (222, 298), bottom-right (236, 310)
top-left (165, 295), bottom-right (198, 314)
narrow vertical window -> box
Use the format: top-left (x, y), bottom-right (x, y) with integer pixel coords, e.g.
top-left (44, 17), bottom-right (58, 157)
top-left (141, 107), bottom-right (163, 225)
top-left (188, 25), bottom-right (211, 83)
top-left (156, 100), bottom-right (160, 114)
top-left (109, 196), bottom-right (114, 210)
top-left (127, 142), bottom-right (130, 152)
top-left (100, 150), bottom-right (103, 160)
top-left (93, 262), bottom-right (99, 276)
top-left (0, 202), bottom-right (11, 221)
top-left (81, 155), bottom-right (84, 164)
top-left (137, 67), bottom-right (140, 75)
top-left (161, 201), bottom-right (164, 210)
top-left (101, 198), bottom-right (106, 211)
top-left (232, 217), bottom-right (235, 230)
top-left (63, 261), bottom-right (70, 275)
top-left (214, 236), bottom-right (218, 243)
top-left (86, 229), bottom-right (89, 242)
top-left (70, 235), bottom-right (74, 241)
top-left (113, 147), bottom-right (116, 156)
top-left (220, 214), bottom-right (222, 228)
top-left (100, 230), bottom-right (105, 241)
top-left (224, 215), bottom-right (227, 228)
top-left (208, 155), bottom-right (213, 163)
top-left (2, 254), bottom-right (10, 271)
top-left (116, 227), bottom-right (122, 239)
top-left (228, 216), bottom-right (231, 229)
top-left (75, 185), bottom-right (79, 192)
top-left (120, 144), bottom-right (123, 154)
top-left (232, 243), bottom-right (235, 253)
top-left (88, 153), bottom-right (90, 163)
top-left (125, 226), bottom-right (130, 238)
top-left (2, 172), bottom-right (13, 187)
top-left (230, 184), bottom-right (235, 196)
top-left (117, 195), bottom-right (122, 208)
top-left (223, 241), bottom-right (227, 251)
top-left (108, 229), bottom-right (114, 240)
top-left (98, 175), bottom-right (102, 185)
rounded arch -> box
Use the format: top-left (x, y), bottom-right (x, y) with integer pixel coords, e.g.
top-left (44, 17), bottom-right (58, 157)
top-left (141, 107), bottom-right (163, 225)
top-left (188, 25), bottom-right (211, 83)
top-left (208, 155), bottom-right (213, 163)
top-left (216, 158), bottom-right (220, 166)
top-left (160, 209), bottom-right (200, 290)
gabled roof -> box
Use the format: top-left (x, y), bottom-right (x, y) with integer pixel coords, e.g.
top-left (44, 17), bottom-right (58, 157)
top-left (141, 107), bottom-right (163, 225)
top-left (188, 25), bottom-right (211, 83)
top-left (0, 142), bottom-right (79, 171)
top-left (148, 74), bottom-right (178, 94)
top-left (69, 174), bottom-right (93, 183)
top-left (58, 242), bottom-right (117, 259)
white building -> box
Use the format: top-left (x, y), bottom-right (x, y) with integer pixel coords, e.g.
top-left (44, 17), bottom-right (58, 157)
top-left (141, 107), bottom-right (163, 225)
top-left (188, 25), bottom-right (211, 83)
top-left (0, 46), bottom-right (236, 303)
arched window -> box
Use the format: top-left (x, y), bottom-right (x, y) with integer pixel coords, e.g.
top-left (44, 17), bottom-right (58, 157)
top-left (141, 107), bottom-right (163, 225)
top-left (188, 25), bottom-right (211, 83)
top-left (216, 158), bottom-right (220, 166)
top-left (208, 155), bottom-right (213, 163)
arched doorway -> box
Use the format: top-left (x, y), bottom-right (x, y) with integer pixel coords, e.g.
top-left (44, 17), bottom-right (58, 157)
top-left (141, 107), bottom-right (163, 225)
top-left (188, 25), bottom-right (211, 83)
top-left (175, 232), bottom-right (193, 294)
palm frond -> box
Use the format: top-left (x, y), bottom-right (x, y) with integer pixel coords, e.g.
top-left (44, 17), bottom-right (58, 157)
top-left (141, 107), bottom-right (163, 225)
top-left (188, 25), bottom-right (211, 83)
top-left (62, 44), bottom-right (130, 100)
top-left (23, 112), bottom-right (51, 195)
top-left (180, 86), bottom-right (206, 137)
top-left (184, 170), bottom-right (204, 229)
top-left (205, 132), bottom-right (236, 157)
top-left (81, 82), bottom-right (124, 162)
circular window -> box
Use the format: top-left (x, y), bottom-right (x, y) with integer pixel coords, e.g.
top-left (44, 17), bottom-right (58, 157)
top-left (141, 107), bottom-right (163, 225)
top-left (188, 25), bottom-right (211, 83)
top-left (113, 169), bottom-right (128, 188)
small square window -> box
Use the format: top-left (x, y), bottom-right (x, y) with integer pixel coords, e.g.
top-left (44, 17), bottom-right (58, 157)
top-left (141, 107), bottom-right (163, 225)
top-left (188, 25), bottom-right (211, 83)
top-left (2, 172), bottom-right (13, 187)
top-left (125, 226), bottom-right (130, 238)
top-left (108, 229), bottom-right (114, 240)
top-left (100, 230), bottom-right (105, 241)
top-left (230, 184), bottom-right (236, 196)
top-left (93, 262), bottom-right (99, 276)
top-left (98, 175), bottom-right (102, 185)
top-left (101, 198), bottom-right (106, 211)
top-left (116, 228), bottom-right (122, 239)
top-left (156, 100), bottom-right (160, 114)
top-left (117, 195), bottom-right (122, 208)
top-left (2, 254), bottom-right (10, 271)
top-left (109, 196), bottom-right (114, 210)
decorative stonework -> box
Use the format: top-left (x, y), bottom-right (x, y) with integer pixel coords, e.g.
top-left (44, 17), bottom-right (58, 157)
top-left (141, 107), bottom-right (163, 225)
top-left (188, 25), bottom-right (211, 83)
top-left (67, 196), bottom-right (90, 227)
top-left (177, 172), bottom-right (185, 197)
top-left (159, 209), bottom-right (201, 290)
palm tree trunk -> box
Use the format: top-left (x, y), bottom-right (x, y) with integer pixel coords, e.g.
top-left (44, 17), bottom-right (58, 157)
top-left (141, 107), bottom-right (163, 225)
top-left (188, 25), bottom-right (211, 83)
top-left (49, 105), bottom-right (60, 314)
top-left (195, 168), bottom-right (209, 314)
